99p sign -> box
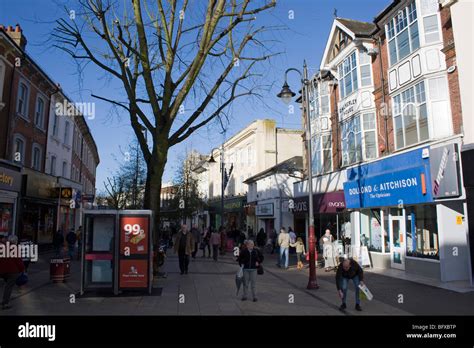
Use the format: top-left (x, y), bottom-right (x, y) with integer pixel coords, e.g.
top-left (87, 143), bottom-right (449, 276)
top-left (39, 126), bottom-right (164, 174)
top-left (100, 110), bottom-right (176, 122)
top-left (120, 216), bottom-right (149, 255)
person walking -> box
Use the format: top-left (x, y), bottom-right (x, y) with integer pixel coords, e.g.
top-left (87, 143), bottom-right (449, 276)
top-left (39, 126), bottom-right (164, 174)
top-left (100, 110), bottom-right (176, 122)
top-left (66, 229), bottom-right (77, 259)
top-left (290, 237), bottom-right (306, 270)
top-left (336, 258), bottom-right (365, 312)
top-left (277, 228), bottom-right (290, 269)
top-left (190, 225), bottom-right (201, 259)
top-left (201, 227), bottom-right (211, 258)
top-left (269, 228), bottom-right (277, 254)
top-left (0, 236), bottom-right (25, 310)
top-left (53, 230), bottom-right (64, 257)
top-left (256, 228), bottom-right (266, 248)
top-left (210, 228), bottom-right (221, 261)
top-left (237, 240), bottom-right (264, 302)
top-left (173, 224), bottom-right (195, 275)
top-left (322, 229), bottom-right (336, 272)
top-left (76, 226), bottom-right (82, 260)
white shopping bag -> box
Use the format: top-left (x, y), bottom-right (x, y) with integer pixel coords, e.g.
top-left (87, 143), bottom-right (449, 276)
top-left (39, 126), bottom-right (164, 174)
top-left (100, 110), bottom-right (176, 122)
top-left (237, 265), bottom-right (243, 279)
top-left (358, 283), bottom-right (373, 301)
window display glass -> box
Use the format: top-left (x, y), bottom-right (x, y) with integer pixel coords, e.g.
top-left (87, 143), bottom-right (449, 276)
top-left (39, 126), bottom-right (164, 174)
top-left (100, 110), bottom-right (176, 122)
top-left (405, 205), bottom-right (439, 259)
top-left (0, 203), bottom-right (14, 236)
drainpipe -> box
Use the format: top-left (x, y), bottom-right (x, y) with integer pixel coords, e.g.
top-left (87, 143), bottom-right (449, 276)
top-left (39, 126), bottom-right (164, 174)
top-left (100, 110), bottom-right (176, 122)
top-left (377, 34), bottom-right (389, 155)
top-left (5, 56), bottom-right (18, 160)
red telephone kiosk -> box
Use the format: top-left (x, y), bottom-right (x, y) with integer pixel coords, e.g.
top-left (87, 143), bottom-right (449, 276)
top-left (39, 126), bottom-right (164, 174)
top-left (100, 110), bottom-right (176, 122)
top-left (80, 210), bottom-right (153, 296)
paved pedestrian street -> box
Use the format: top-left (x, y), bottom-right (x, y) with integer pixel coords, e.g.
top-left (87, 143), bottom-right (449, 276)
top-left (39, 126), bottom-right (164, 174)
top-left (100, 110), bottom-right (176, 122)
top-left (2, 252), bottom-right (474, 316)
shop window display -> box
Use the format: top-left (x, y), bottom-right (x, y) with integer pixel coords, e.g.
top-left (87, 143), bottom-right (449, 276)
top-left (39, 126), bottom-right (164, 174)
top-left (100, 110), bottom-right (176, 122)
top-left (405, 205), bottom-right (439, 259)
top-left (0, 203), bottom-right (14, 236)
top-left (360, 209), bottom-right (384, 252)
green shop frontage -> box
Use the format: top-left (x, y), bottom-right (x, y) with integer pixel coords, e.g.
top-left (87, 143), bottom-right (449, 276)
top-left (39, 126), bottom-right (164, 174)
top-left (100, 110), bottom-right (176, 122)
top-left (208, 196), bottom-right (247, 231)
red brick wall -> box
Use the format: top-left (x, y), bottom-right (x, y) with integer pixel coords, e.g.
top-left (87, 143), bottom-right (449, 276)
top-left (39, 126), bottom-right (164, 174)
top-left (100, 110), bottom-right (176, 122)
top-left (440, 5), bottom-right (463, 135)
top-left (8, 58), bottom-right (53, 171)
top-left (372, 33), bottom-right (394, 156)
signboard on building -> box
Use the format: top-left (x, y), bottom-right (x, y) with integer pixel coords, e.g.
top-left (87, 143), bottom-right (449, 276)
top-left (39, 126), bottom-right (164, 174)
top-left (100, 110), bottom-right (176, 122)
top-left (292, 191), bottom-right (346, 214)
top-left (429, 143), bottom-right (461, 199)
top-left (256, 203), bottom-right (274, 216)
top-left (0, 166), bottom-right (22, 192)
top-left (344, 148), bottom-right (433, 209)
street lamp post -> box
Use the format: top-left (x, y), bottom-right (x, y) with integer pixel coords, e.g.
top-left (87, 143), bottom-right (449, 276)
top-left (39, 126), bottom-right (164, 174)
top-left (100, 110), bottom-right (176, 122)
top-left (208, 145), bottom-right (225, 229)
top-left (277, 61), bottom-right (319, 289)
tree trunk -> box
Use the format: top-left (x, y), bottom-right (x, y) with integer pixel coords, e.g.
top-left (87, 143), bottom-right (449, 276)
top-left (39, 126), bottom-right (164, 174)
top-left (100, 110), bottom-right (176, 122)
top-left (144, 136), bottom-right (169, 244)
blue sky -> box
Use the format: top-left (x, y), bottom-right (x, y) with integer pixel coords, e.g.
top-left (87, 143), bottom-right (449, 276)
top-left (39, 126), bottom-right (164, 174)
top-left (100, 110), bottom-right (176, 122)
top-left (0, 0), bottom-right (391, 191)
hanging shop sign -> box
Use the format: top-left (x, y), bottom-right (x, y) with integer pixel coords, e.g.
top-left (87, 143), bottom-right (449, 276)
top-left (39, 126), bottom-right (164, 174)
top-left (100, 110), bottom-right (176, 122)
top-left (344, 147), bottom-right (433, 209)
top-left (429, 143), bottom-right (461, 199)
top-left (256, 203), bottom-right (274, 216)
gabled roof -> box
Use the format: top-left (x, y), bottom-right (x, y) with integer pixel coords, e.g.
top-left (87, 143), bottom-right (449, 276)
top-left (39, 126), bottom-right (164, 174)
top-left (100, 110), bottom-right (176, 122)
top-left (320, 17), bottom-right (376, 70)
top-left (336, 18), bottom-right (376, 38)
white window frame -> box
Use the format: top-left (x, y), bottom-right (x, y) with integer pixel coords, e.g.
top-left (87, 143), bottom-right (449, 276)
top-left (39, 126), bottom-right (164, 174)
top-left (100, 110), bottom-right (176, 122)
top-left (62, 161), bottom-right (68, 178)
top-left (359, 51), bottom-right (373, 87)
top-left (338, 51), bottom-right (359, 100)
top-left (386, 0), bottom-right (420, 66)
top-left (392, 80), bottom-right (429, 150)
top-left (34, 96), bottom-right (46, 130)
top-left (32, 144), bottom-right (42, 171)
top-left (64, 121), bottom-right (70, 144)
top-left (13, 134), bottom-right (26, 164)
top-left (16, 81), bottom-right (30, 118)
top-left (341, 112), bottom-right (377, 166)
top-left (50, 155), bottom-right (57, 176)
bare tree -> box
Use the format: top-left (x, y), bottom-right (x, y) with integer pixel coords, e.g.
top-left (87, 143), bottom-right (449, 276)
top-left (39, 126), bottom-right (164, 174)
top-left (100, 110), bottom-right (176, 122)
top-left (54, 0), bottom-right (278, 238)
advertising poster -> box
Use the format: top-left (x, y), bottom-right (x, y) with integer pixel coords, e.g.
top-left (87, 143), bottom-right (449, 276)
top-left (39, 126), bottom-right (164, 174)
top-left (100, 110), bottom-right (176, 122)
top-left (119, 216), bottom-right (149, 255)
top-left (119, 259), bottom-right (148, 288)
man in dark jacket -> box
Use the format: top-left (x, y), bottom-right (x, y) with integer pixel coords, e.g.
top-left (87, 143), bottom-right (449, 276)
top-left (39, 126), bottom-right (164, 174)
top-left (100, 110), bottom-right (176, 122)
top-left (0, 237), bottom-right (25, 310)
top-left (237, 240), bottom-right (264, 302)
top-left (66, 230), bottom-right (77, 259)
top-left (173, 224), bottom-right (195, 275)
top-left (336, 258), bottom-right (364, 311)
top-left (53, 230), bottom-right (64, 257)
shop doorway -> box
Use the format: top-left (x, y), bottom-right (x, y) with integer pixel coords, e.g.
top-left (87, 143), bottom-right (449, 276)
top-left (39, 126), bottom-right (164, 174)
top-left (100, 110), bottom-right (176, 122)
top-left (390, 215), bottom-right (406, 270)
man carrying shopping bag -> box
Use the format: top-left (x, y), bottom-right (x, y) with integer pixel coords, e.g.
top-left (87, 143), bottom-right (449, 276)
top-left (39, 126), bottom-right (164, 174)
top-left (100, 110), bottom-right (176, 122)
top-left (335, 258), bottom-right (365, 312)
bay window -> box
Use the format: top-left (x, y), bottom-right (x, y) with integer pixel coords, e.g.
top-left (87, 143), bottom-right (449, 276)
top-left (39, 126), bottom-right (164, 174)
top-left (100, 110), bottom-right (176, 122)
top-left (392, 81), bottom-right (428, 150)
top-left (312, 133), bottom-right (332, 175)
top-left (341, 112), bottom-right (376, 166)
top-left (386, 1), bottom-right (420, 66)
top-left (338, 51), bottom-right (358, 99)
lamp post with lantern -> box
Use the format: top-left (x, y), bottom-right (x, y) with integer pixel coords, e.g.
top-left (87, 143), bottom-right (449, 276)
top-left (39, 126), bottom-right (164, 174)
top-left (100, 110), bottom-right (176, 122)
top-left (277, 61), bottom-right (319, 290)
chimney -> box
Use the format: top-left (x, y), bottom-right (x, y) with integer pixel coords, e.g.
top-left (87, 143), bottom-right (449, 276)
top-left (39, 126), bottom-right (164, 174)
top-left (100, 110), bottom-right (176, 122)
top-left (0, 24), bottom-right (27, 50)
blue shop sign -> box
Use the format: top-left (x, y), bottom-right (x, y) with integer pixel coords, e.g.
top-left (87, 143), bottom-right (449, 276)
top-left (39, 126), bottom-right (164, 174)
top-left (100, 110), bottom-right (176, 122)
top-left (343, 148), bottom-right (433, 208)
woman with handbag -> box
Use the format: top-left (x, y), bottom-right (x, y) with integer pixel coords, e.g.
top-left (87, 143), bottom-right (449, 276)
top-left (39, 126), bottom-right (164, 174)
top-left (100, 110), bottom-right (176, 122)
top-left (237, 240), bottom-right (264, 302)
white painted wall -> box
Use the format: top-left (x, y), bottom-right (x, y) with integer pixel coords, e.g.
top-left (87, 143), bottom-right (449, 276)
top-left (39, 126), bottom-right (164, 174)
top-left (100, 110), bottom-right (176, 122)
top-left (45, 93), bottom-right (73, 179)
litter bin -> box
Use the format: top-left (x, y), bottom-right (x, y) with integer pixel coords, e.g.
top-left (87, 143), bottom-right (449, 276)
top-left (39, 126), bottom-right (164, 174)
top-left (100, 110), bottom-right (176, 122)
top-left (50, 258), bottom-right (71, 283)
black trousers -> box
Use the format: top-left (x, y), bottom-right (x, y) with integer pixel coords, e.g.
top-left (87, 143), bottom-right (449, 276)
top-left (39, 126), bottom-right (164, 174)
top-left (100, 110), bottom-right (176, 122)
top-left (1, 273), bottom-right (19, 305)
top-left (192, 243), bottom-right (198, 258)
top-left (178, 251), bottom-right (190, 273)
top-left (212, 245), bottom-right (219, 261)
top-left (202, 242), bottom-right (211, 257)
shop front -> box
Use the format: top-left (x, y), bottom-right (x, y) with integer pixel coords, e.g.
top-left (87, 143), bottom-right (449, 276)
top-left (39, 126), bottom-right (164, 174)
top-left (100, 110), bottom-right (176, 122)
top-left (344, 142), bottom-right (470, 282)
top-left (0, 161), bottom-right (22, 238)
top-left (208, 196), bottom-right (247, 231)
top-left (291, 191), bottom-right (348, 244)
top-left (19, 169), bottom-right (58, 247)
top-left (256, 202), bottom-right (275, 234)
